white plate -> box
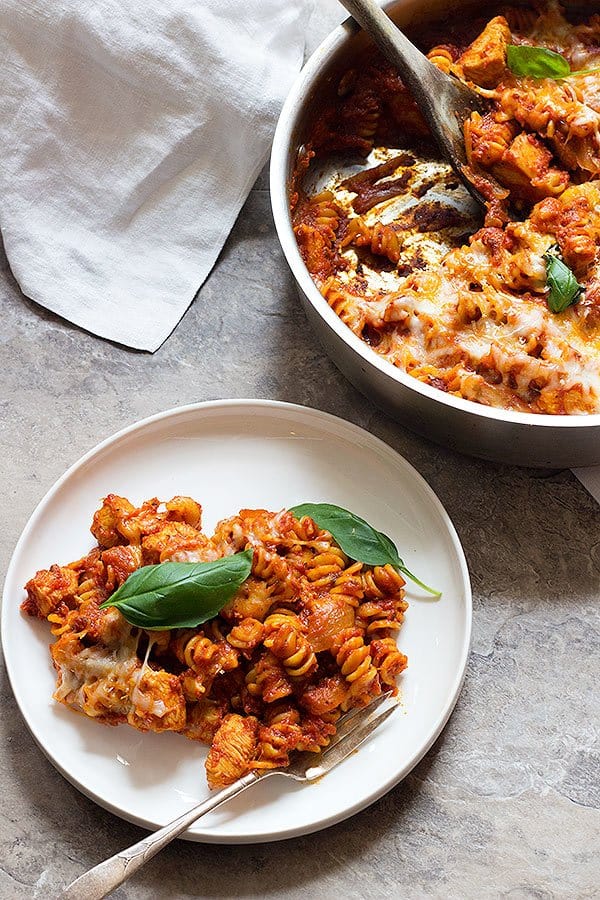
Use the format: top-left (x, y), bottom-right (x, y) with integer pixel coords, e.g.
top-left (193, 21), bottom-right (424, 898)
top-left (2, 400), bottom-right (471, 843)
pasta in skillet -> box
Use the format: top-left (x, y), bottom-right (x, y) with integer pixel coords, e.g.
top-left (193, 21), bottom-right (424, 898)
top-left (23, 495), bottom-right (407, 789)
top-left (292, 2), bottom-right (600, 414)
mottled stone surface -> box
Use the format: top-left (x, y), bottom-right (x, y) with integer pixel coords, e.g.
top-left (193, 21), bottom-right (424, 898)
top-left (1, 5), bottom-right (599, 898)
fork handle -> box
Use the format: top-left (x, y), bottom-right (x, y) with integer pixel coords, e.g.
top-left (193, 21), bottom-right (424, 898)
top-left (61, 771), bottom-right (261, 900)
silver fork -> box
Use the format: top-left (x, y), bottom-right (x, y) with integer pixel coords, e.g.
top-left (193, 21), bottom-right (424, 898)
top-left (61, 693), bottom-right (398, 900)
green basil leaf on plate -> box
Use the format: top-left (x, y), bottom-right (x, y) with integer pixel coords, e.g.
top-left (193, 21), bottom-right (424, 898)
top-left (544, 251), bottom-right (584, 313)
top-left (506, 44), bottom-right (571, 79)
top-left (99, 549), bottom-right (253, 630)
top-left (290, 502), bottom-right (441, 596)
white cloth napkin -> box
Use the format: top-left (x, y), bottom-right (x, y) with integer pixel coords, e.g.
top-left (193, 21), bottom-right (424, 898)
top-left (0, 0), bottom-right (311, 350)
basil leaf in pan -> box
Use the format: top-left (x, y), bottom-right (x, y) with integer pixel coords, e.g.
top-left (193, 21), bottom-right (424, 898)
top-left (99, 549), bottom-right (253, 630)
top-left (290, 502), bottom-right (441, 596)
top-left (543, 251), bottom-right (584, 313)
top-left (506, 45), bottom-right (571, 79)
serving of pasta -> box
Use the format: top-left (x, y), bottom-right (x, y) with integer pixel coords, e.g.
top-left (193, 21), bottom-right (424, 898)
top-left (292, 2), bottom-right (600, 414)
top-left (22, 494), bottom-right (409, 790)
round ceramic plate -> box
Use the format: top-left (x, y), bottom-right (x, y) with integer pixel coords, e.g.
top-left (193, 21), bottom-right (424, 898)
top-left (2, 400), bottom-right (471, 843)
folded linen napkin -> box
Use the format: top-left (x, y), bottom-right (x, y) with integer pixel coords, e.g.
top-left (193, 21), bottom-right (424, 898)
top-left (0, 0), bottom-right (310, 350)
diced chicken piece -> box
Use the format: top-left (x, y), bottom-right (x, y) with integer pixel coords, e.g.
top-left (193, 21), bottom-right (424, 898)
top-left (458, 16), bottom-right (511, 88)
top-left (90, 494), bottom-right (135, 548)
top-left (299, 674), bottom-right (349, 715)
top-left (22, 565), bottom-right (79, 618)
top-left (493, 133), bottom-right (569, 201)
top-left (183, 699), bottom-right (228, 745)
top-left (467, 112), bottom-right (518, 167)
top-left (205, 714), bottom-right (258, 789)
top-left (127, 668), bottom-right (186, 733)
top-left (165, 496), bottom-right (202, 529)
top-left (220, 578), bottom-right (275, 623)
top-left (303, 594), bottom-right (356, 652)
top-left (102, 544), bottom-right (142, 587)
top-left (141, 521), bottom-right (213, 564)
top-left (531, 183), bottom-right (600, 274)
top-left (555, 182), bottom-right (600, 273)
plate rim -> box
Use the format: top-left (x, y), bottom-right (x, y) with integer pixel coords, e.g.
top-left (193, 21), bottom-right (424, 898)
top-left (1, 398), bottom-right (472, 843)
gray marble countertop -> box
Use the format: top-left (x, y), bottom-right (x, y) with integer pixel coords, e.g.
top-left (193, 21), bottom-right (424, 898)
top-left (1, 5), bottom-right (599, 898)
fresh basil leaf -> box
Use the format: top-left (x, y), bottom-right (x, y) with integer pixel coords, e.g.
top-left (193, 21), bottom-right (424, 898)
top-left (290, 502), bottom-right (441, 597)
top-left (290, 502), bottom-right (402, 566)
top-left (99, 550), bottom-right (253, 630)
top-left (506, 45), bottom-right (571, 79)
top-left (544, 252), bottom-right (584, 313)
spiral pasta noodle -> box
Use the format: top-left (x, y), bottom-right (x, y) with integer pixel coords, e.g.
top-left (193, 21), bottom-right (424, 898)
top-left (371, 222), bottom-right (402, 265)
top-left (264, 617), bottom-right (318, 679)
top-left (347, 88), bottom-right (381, 149)
top-left (227, 617), bottom-right (265, 653)
top-left (251, 545), bottom-right (288, 582)
top-left (330, 561), bottom-right (365, 608)
top-left (340, 215), bottom-right (372, 249)
top-left (264, 702), bottom-right (301, 727)
top-left (362, 564), bottom-right (406, 599)
top-left (369, 638), bottom-right (408, 687)
top-left (305, 545), bottom-right (347, 586)
top-left (426, 44), bottom-right (457, 74)
top-left (296, 711), bottom-right (340, 752)
top-left (254, 721), bottom-right (303, 770)
top-left (311, 190), bottom-right (341, 232)
top-left (321, 279), bottom-right (365, 334)
top-left (172, 632), bottom-right (216, 671)
top-left (331, 627), bottom-right (381, 706)
top-left (356, 599), bottom-right (401, 637)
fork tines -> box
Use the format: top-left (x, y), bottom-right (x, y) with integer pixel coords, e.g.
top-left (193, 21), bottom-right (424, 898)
top-left (302, 691), bottom-right (399, 779)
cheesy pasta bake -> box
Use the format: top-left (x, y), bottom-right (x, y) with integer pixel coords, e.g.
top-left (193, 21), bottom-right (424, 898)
top-left (23, 494), bottom-right (408, 789)
top-left (292, 2), bottom-right (600, 414)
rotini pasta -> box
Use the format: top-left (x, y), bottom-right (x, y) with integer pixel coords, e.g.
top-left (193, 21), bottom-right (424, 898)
top-left (426, 44), bottom-right (457, 75)
top-left (226, 617), bottom-right (265, 654)
top-left (245, 650), bottom-right (294, 703)
top-left (331, 627), bottom-right (381, 707)
top-left (263, 616), bottom-right (318, 679)
top-left (369, 638), bottom-right (408, 687)
top-left (330, 561), bottom-right (365, 608)
top-left (22, 494), bottom-right (409, 789)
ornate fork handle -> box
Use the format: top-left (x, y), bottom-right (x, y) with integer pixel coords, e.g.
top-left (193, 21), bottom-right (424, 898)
top-left (60, 693), bottom-right (396, 898)
top-left (61, 771), bottom-right (262, 900)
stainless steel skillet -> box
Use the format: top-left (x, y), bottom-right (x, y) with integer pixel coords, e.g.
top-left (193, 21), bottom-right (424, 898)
top-left (270, 0), bottom-right (600, 467)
